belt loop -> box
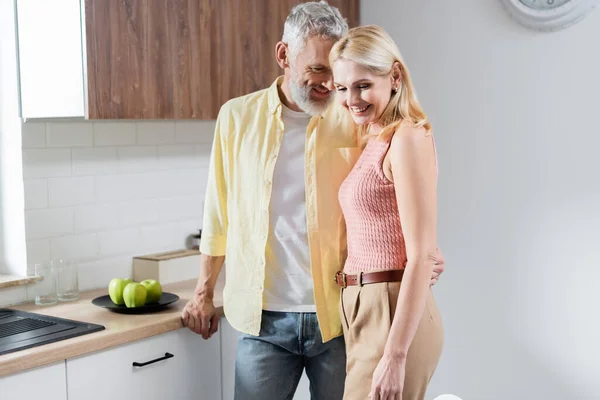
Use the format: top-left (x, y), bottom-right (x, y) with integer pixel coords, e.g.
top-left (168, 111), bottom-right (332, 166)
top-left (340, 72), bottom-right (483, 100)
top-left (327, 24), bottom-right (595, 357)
top-left (358, 272), bottom-right (364, 287)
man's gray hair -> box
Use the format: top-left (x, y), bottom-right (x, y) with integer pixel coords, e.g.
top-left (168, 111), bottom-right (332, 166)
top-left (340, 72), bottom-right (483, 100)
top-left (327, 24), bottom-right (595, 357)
top-left (282, 1), bottom-right (348, 58)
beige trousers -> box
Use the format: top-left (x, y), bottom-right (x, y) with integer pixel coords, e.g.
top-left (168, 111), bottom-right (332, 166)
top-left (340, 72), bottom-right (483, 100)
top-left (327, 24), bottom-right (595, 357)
top-left (340, 281), bottom-right (444, 400)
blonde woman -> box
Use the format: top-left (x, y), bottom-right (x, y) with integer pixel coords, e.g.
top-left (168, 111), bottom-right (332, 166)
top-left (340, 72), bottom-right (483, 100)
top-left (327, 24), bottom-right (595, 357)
top-left (331, 25), bottom-right (444, 400)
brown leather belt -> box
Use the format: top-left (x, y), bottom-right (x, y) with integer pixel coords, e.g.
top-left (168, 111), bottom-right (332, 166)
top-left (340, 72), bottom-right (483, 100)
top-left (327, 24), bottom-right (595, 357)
top-left (334, 269), bottom-right (404, 288)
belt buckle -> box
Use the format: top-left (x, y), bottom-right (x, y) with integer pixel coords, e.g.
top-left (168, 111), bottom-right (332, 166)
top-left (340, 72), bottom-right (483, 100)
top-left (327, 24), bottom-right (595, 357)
top-left (358, 272), bottom-right (364, 287)
top-left (335, 271), bottom-right (347, 288)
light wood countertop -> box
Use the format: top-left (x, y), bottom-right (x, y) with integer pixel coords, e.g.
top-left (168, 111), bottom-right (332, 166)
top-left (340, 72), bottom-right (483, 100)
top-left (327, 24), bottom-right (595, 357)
top-left (0, 279), bottom-right (223, 377)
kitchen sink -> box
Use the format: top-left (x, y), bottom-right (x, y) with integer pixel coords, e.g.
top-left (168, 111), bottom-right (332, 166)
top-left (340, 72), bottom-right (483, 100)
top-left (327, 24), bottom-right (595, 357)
top-left (0, 308), bottom-right (104, 356)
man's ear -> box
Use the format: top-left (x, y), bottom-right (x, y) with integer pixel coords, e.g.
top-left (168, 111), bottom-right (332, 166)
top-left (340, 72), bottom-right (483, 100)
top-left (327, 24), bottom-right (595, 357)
top-left (276, 41), bottom-right (291, 69)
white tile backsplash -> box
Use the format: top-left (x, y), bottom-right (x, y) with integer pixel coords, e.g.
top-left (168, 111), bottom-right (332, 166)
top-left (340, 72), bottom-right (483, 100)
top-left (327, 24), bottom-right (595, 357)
top-left (95, 173), bottom-right (158, 202)
top-left (97, 228), bottom-right (141, 257)
top-left (0, 286), bottom-right (28, 307)
top-left (77, 256), bottom-right (133, 291)
top-left (175, 121), bottom-right (216, 144)
top-left (21, 122), bottom-right (46, 148)
top-left (158, 194), bottom-right (204, 222)
top-left (93, 122), bottom-right (136, 146)
top-left (72, 147), bottom-right (118, 176)
top-left (46, 122), bottom-right (94, 147)
top-left (23, 179), bottom-right (48, 209)
top-left (73, 203), bottom-right (120, 232)
top-left (22, 149), bottom-right (71, 178)
top-left (118, 199), bottom-right (159, 227)
top-left (48, 176), bottom-right (95, 207)
top-left (158, 145), bottom-right (198, 169)
top-left (11, 119), bottom-right (214, 303)
top-left (139, 222), bottom-right (189, 252)
top-left (155, 169), bottom-right (207, 197)
top-left (25, 239), bottom-right (51, 270)
top-left (50, 233), bottom-right (99, 261)
top-left (25, 208), bottom-right (73, 239)
top-left (137, 121), bottom-right (176, 144)
top-left (117, 146), bottom-right (158, 173)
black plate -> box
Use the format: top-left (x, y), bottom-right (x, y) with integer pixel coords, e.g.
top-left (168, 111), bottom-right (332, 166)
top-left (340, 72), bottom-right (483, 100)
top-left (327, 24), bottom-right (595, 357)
top-left (91, 292), bottom-right (180, 314)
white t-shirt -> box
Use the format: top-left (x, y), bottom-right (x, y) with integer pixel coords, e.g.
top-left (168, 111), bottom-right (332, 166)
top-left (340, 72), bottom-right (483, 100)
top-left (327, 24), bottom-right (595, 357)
top-left (262, 104), bottom-right (315, 312)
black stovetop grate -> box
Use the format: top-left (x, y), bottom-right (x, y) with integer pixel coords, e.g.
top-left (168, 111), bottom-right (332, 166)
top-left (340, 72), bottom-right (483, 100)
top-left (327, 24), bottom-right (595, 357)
top-left (0, 308), bottom-right (105, 356)
top-left (0, 318), bottom-right (56, 339)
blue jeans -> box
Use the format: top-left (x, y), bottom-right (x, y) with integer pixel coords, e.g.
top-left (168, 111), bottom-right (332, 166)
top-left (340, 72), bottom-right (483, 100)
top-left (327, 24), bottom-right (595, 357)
top-left (234, 311), bottom-right (346, 400)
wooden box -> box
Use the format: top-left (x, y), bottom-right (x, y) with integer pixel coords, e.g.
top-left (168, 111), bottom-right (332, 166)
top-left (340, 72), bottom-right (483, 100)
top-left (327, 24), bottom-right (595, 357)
top-left (132, 249), bottom-right (200, 284)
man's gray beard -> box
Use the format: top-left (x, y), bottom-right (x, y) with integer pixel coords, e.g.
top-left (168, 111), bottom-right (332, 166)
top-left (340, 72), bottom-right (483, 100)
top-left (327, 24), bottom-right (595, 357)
top-left (289, 72), bottom-right (333, 116)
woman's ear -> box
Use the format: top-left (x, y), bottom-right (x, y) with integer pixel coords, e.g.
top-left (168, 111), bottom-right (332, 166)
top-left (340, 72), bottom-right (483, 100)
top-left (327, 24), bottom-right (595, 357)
top-left (276, 42), bottom-right (290, 69)
top-left (391, 61), bottom-right (402, 88)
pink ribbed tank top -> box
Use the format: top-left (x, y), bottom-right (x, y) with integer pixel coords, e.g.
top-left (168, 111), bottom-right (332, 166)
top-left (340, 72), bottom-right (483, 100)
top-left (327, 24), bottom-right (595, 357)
top-left (338, 137), bottom-right (408, 273)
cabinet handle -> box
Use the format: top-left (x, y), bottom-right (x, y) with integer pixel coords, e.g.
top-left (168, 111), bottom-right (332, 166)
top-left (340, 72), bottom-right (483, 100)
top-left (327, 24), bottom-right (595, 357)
top-left (132, 352), bottom-right (174, 367)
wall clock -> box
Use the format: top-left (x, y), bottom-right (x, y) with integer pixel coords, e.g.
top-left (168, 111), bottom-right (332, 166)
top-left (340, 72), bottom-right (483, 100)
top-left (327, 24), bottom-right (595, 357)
top-left (500, 0), bottom-right (599, 31)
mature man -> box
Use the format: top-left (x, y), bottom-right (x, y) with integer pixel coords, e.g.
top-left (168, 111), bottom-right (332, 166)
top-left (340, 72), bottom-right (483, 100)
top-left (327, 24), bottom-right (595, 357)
top-left (181, 2), bottom-right (442, 399)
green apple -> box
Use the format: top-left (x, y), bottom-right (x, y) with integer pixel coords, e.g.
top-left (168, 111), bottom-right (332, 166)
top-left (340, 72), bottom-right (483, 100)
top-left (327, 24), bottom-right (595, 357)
top-left (140, 279), bottom-right (162, 303)
top-left (123, 282), bottom-right (147, 308)
top-left (108, 278), bottom-right (133, 305)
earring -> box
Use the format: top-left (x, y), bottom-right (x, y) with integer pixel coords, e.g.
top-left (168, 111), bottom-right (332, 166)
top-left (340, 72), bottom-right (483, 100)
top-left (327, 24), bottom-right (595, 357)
top-left (393, 87), bottom-right (398, 93)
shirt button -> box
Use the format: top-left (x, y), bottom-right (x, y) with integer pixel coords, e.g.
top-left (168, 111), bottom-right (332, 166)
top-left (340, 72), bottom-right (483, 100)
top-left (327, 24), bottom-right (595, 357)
top-left (259, 261), bottom-right (265, 266)
top-left (256, 285), bottom-right (263, 291)
top-left (261, 234), bottom-right (267, 240)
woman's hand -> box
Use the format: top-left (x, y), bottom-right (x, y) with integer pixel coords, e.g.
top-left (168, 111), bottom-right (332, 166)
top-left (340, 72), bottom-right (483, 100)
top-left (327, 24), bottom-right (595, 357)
top-left (369, 353), bottom-right (407, 400)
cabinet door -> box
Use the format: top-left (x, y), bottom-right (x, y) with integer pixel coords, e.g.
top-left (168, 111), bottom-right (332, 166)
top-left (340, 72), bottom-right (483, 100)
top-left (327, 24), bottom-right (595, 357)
top-left (83, 0), bottom-right (359, 120)
top-left (16, 0), bottom-right (85, 119)
top-left (67, 329), bottom-right (221, 400)
top-left (0, 362), bottom-right (67, 400)
top-left (220, 318), bottom-right (311, 400)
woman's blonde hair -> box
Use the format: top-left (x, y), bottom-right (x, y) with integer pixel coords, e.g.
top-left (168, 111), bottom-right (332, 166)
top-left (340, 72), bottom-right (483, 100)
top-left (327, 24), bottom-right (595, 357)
top-left (329, 25), bottom-right (431, 141)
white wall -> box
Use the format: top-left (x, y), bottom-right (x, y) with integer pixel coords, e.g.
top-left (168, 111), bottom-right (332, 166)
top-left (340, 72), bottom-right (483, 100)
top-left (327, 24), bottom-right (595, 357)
top-left (0, 119), bottom-right (214, 306)
top-left (363, 1), bottom-right (600, 399)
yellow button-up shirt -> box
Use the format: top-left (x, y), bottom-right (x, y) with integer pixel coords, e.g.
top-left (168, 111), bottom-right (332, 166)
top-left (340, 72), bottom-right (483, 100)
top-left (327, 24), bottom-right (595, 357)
top-left (200, 77), bottom-right (359, 342)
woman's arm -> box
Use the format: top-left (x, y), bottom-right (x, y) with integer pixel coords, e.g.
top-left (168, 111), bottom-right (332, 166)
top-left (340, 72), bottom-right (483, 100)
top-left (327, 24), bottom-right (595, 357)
top-left (385, 123), bottom-right (439, 360)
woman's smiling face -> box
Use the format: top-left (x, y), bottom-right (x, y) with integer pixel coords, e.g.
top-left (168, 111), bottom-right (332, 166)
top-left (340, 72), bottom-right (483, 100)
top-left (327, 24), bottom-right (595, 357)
top-left (332, 59), bottom-right (396, 126)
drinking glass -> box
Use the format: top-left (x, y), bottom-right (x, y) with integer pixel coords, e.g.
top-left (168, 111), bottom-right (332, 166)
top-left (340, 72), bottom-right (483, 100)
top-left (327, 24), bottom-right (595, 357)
top-left (34, 262), bottom-right (57, 306)
top-left (55, 259), bottom-right (79, 302)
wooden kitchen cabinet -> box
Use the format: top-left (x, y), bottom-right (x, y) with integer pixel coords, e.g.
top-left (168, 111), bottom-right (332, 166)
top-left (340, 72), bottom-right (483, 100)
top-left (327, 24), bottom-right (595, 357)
top-left (66, 329), bottom-right (221, 400)
top-left (84, 0), bottom-right (360, 120)
top-left (0, 362), bottom-right (67, 400)
top-left (16, 0), bottom-right (359, 120)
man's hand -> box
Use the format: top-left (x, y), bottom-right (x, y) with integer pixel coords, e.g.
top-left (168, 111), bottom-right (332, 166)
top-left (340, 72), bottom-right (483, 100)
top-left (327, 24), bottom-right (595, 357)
top-left (181, 294), bottom-right (219, 340)
top-left (430, 247), bottom-right (445, 286)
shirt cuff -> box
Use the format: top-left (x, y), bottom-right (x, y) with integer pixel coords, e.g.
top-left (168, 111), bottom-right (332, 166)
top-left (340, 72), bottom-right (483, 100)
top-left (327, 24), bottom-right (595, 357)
top-left (199, 234), bottom-right (227, 256)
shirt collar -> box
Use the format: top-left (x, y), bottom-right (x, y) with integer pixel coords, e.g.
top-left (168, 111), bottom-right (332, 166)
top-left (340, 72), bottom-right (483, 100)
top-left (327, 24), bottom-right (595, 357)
top-left (267, 76), bottom-right (284, 115)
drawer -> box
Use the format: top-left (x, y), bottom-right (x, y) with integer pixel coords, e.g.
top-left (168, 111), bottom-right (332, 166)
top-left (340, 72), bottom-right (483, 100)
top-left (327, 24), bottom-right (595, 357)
top-left (66, 329), bottom-right (221, 400)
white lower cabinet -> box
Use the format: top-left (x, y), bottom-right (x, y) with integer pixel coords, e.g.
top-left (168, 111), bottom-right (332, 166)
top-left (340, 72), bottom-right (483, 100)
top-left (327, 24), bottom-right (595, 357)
top-left (219, 318), bottom-right (310, 400)
top-left (219, 318), bottom-right (238, 400)
top-left (67, 329), bottom-right (221, 400)
top-left (0, 362), bottom-right (67, 400)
